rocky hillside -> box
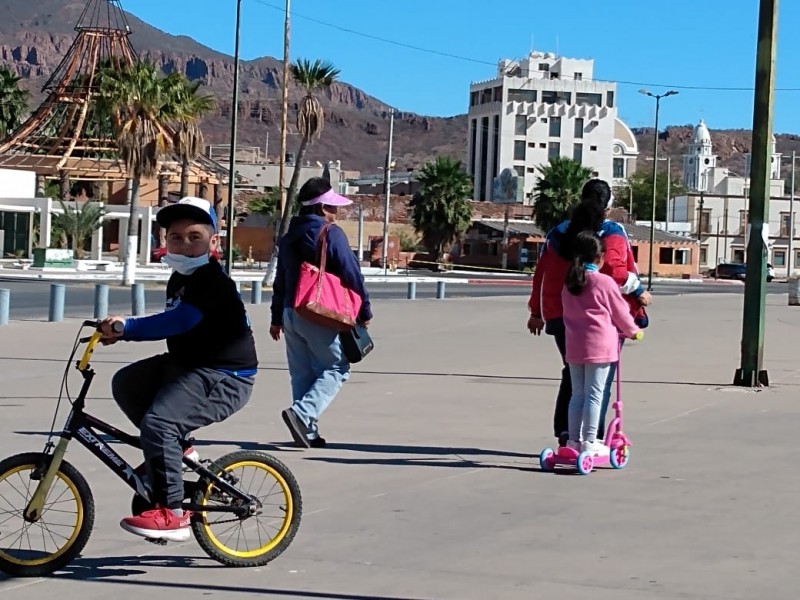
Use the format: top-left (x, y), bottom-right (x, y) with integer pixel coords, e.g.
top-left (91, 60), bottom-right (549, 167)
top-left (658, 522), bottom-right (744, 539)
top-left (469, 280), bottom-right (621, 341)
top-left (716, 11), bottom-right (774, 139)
top-left (0, 0), bottom-right (797, 178)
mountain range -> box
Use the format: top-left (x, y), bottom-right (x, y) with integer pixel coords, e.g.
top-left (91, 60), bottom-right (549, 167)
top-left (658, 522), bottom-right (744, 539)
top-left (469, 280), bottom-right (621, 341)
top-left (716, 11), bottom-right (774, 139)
top-left (1, 0), bottom-right (799, 179)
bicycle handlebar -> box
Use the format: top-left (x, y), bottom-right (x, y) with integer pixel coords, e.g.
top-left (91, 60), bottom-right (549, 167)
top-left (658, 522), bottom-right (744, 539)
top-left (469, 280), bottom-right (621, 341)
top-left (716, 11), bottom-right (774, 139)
top-left (82, 319), bottom-right (124, 334)
top-left (77, 319), bottom-right (123, 371)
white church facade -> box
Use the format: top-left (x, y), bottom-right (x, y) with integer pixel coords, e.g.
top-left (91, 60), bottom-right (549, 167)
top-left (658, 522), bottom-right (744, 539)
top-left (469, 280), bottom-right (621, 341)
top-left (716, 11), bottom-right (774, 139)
top-left (671, 120), bottom-right (797, 276)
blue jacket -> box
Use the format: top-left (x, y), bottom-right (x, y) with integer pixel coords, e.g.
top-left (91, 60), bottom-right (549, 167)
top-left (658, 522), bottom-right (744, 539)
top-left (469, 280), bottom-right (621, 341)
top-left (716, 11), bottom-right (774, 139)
top-left (270, 215), bottom-right (373, 326)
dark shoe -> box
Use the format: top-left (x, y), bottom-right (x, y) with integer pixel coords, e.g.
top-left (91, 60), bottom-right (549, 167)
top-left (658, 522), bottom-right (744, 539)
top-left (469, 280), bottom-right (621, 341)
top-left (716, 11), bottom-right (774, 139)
top-left (282, 408), bottom-right (311, 448)
top-left (557, 432), bottom-right (569, 447)
top-left (308, 436), bottom-right (327, 448)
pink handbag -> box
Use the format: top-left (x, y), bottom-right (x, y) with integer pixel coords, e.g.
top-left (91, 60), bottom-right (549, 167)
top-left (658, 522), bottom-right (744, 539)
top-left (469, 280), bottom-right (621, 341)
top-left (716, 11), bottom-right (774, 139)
top-left (294, 224), bottom-right (363, 331)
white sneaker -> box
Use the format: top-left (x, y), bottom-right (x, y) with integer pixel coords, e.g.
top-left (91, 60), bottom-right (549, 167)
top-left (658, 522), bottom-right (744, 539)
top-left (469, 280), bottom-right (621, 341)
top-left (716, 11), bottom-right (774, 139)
top-left (581, 440), bottom-right (610, 457)
top-left (566, 440), bottom-right (581, 452)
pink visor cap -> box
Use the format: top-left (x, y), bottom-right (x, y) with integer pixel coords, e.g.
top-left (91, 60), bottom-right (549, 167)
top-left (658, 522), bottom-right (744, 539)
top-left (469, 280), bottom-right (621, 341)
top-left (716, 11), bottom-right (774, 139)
top-left (301, 188), bottom-right (353, 207)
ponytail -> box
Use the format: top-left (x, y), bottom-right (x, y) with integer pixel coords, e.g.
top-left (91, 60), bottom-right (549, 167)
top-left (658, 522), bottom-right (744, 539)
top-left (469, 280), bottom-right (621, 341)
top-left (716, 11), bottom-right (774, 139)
top-left (564, 231), bottom-right (604, 296)
top-left (565, 256), bottom-right (588, 295)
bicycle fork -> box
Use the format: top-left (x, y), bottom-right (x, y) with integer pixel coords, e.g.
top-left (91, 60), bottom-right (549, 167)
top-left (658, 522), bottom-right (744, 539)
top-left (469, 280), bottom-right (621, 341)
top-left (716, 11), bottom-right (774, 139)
top-left (24, 436), bottom-right (71, 522)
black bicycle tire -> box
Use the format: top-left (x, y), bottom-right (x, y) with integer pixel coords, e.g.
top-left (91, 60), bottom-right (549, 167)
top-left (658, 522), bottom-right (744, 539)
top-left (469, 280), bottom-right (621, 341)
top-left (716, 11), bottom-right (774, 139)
top-left (191, 450), bottom-right (302, 568)
top-left (0, 452), bottom-right (95, 577)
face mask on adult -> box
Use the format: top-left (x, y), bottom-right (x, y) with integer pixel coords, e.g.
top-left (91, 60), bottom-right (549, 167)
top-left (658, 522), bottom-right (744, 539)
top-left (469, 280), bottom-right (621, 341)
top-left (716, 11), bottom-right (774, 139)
top-left (162, 252), bottom-right (210, 275)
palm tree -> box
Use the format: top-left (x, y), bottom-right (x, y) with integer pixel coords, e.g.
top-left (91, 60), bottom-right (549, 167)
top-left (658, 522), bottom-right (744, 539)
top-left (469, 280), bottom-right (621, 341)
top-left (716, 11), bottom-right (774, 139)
top-left (409, 156), bottom-right (474, 267)
top-left (168, 74), bottom-right (216, 197)
top-left (51, 201), bottom-right (106, 259)
top-left (0, 67), bottom-right (30, 139)
top-left (264, 58), bottom-right (340, 285)
top-left (97, 61), bottom-right (177, 285)
top-left (531, 156), bottom-right (594, 233)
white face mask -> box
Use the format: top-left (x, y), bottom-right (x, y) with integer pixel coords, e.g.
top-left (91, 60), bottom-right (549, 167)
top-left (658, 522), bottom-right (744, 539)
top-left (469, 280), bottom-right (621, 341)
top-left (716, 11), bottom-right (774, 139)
top-left (162, 252), bottom-right (210, 275)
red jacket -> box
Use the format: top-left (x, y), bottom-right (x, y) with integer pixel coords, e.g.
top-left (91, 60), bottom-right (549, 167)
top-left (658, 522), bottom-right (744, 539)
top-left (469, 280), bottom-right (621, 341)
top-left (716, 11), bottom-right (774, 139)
top-left (529, 220), bottom-right (647, 324)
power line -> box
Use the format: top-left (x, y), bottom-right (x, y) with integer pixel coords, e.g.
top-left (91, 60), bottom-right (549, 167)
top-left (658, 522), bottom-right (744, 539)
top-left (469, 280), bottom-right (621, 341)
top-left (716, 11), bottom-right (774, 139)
top-left (250, 0), bottom-right (800, 93)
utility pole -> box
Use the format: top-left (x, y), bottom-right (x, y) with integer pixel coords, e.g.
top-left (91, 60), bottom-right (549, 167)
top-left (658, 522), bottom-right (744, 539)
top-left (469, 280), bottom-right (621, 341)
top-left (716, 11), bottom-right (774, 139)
top-left (734, 0), bottom-right (778, 388)
top-left (381, 109), bottom-right (395, 275)
top-left (789, 150), bottom-right (796, 276)
top-left (224, 0), bottom-right (242, 276)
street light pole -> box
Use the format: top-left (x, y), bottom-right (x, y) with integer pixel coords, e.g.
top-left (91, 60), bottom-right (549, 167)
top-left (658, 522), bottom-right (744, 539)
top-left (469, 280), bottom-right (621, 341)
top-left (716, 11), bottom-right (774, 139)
top-left (381, 109), bottom-right (395, 275)
top-left (734, 0), bottom-right (778, 388)
top-left (224, 0), bottom-right (242, 276)
top-left (639, 88), bottom-right (679, 290)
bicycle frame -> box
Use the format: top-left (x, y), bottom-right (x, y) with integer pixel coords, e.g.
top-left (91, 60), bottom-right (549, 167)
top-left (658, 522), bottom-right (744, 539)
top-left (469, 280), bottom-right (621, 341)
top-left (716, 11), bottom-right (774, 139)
top-left (24, 323), bottom-right (257, 522)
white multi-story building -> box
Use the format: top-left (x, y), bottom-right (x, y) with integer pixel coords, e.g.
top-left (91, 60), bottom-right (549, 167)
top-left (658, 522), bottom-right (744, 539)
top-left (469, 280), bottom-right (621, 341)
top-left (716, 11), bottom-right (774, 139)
top-left (672, 120), bottom-right (796, 275)
top-left (466, 51), bottom-right (639, 203)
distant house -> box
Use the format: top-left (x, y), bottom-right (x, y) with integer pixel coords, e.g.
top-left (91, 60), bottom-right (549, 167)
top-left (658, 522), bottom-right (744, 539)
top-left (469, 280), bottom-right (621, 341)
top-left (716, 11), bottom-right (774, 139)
top-left (455, 217), bottom-right (700, 277)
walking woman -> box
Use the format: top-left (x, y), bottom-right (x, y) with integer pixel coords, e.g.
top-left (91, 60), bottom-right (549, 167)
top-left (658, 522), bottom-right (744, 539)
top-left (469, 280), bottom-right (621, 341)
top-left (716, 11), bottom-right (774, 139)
top-left (270, 177), bottom-right (373, 448)
top-left (527, 179), bottom-right (650, 446)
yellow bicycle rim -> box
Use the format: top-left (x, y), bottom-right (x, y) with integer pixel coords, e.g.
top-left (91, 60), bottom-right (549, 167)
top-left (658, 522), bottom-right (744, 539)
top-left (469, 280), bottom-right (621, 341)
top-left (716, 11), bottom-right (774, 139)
top-left (200, 460), bottom-right (293, 558)
top-left (0, 465), bottom-right (84, 567)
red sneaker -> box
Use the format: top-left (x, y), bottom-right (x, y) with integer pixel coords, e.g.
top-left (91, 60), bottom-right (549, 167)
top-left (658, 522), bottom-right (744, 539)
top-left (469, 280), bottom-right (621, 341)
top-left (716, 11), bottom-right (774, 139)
top-left (120, 507), bottom-right (192, 542)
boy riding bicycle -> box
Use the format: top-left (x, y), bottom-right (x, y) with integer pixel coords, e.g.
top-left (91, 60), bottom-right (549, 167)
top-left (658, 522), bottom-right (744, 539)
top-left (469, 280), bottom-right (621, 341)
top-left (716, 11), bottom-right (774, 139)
top-left (99, 197), bottom-right (258, 542)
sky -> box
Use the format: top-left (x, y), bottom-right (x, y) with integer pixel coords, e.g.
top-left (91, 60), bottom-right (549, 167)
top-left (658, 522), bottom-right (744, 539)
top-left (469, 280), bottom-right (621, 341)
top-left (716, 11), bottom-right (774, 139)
top-left (123, 0), bottom-right (800, 134)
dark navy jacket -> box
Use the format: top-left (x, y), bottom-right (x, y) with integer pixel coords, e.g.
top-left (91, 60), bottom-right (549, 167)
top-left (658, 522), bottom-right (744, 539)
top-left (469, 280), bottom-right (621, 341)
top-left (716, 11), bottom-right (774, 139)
top-left (270, 215), bottom-right (373, 326)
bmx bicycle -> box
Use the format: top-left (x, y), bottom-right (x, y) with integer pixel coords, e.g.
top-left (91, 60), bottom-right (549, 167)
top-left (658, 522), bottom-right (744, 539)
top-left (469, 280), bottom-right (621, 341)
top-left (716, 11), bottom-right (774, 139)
top-left (0, 320), bottom-right (302, 577)
top-left (539, 333), bottom-right (642, 475)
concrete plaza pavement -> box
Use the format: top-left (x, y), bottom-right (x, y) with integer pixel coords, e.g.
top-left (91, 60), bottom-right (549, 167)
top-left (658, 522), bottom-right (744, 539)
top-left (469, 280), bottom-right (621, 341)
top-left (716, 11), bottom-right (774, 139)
top-left (0, 292), bottom-right (798, 599)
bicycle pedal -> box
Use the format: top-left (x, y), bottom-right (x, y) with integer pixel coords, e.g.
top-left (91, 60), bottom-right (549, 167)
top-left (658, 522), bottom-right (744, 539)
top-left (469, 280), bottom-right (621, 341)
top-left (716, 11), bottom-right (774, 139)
top-left (144, 537), bottom-right (168, 546)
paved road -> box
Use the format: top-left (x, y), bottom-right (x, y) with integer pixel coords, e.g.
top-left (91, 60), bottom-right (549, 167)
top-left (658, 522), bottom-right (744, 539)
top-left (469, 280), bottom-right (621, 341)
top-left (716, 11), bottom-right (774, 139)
top-left (0, 277), bottom-right (788, 320)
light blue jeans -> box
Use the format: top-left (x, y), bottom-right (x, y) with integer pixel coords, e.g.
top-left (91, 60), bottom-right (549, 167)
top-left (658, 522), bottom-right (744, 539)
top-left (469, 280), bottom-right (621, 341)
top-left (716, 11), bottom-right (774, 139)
top-left (283, 308), bottom-right (350, 439)
top-left (568, 363), bottom-right (612, 444)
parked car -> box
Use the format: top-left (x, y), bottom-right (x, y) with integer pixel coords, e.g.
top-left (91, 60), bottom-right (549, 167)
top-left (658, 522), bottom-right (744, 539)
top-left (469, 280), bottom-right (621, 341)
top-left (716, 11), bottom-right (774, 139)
top-left (708, 262), bottom-right (774, 282)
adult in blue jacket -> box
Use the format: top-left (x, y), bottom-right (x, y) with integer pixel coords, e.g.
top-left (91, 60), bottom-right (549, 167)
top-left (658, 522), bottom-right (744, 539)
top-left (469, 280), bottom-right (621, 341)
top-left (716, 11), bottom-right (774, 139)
top-left (270, 177), bottom-right (373, 448)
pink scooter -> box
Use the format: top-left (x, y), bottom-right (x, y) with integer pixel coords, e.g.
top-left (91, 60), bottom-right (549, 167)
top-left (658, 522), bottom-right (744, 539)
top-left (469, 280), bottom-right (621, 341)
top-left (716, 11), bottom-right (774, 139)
top-left (539, 333), bottom-right (642, 475)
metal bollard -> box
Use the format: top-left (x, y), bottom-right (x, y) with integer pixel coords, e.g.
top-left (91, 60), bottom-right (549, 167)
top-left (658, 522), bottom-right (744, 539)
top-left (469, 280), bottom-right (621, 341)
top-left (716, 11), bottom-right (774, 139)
top-left (789, 277), bottom-right (800, 306)
top-left (407, 281), bottom-right (417, 300)
top-left (49, 284), bottom-right (65, 322)
top-left (94, 284), bottom-right (109, 319)
top-left (436, 281), bottom-right (446, 300)
top-left (0, 288), bottom-right (9, 326)
top-left (250, 281), bottom-right (262, 304)
top-left (131, 283), bottom-right (145, 316)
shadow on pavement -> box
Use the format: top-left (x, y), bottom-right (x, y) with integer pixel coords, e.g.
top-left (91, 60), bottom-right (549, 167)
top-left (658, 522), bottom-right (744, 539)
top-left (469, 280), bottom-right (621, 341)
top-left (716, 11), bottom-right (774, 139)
top-left (0, 555), bottom-right (436, 600)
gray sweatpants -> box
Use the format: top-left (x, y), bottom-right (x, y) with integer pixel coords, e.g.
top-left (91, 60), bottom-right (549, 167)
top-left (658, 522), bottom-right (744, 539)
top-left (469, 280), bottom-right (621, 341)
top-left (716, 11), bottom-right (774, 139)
top-left (112, 353), bottom-right (254, 508)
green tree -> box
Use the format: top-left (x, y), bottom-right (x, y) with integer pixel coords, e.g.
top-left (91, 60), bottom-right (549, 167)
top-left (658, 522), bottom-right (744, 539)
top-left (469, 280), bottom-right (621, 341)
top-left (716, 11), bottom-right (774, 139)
top-left (0, 67), bottom-right (30, 139)
top-left (51, 201), bottom-right (106, 259)
top-left (409, 156), bottom-right (474, 266)
top-left (97, 61), bottom-right (177, 285)
top-left (531, 156), bottom-right (593, 233)
top-left (625, 170), bottom-right (686, 221)
top-left (168, 75), bottom-right (216, 197)
top-left (248, 188), bottom-right (281, 216)
top-left (265, 59), bottom-right (340, 284)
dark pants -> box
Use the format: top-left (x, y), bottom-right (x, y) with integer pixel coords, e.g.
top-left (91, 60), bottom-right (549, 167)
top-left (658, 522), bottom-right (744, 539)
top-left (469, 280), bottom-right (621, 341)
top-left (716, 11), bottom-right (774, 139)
top-left (112, 353), bottom-right (253, 508)
top-left (548, 319), bottom-right (620, 441)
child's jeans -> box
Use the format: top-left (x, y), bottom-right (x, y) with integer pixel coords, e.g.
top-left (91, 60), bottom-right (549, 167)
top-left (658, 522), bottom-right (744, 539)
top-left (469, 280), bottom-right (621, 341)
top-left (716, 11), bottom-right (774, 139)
top-left (568, 363), bottom-right (612, 443)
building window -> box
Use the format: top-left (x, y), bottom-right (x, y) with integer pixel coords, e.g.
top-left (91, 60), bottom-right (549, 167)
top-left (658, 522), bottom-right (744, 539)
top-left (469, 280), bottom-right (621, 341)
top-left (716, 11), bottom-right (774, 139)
top-left (774, 250), bottom-right (786, 267)
top-left (659, 247), bottom-right (674, 264)
top-left (493, 86), bottom-right (503, 102)
top-left (542, 90), bottom-right (571, 104)
top-left (675, 249), bottom-right (690, 265)
top-left (470, 91), bottom-right (479, 107)
top-left (480, 89), bottom-right (493, 104)
top-left (780, 212), bottom-right (793, 237)
top-left (479, 116), bottom-right (489, 200)
top-left (492, 114), bottom-right (500, 186)
top-left (700, 246), bottom-right (708, 265)
top-left (573, 144), bottom-right (583, 164)
top-left (575, 72), bottom-right (583, 81)
top-left (549, 72), bottom-right (560, 80)
top-left (538, 63), bottom-right (550, 71)
top-left (508, 89), bottom-right (536, 103)
top-left (527, 167), bottom-right (536, 173)
top-left (514, 140), bottom-right (526, 161)
top-left (576, 92), bottom-right (602, 106)
top-left (539, 143), bottom-right (547, 149)
top-left (795, 250), bottom-right (800, 268)
top-left (631, 245), bottom-right (639, 261)
top-left (548, 142), bottom-right (561, 159)
top-left (574, 118), bottom-right (584, 139)
top-left (528, 142), bottom-right (536, 148)
top-left (590, 145), bottom-right (598, 151)
top-left (739, 210), bottom-right (748, 234)
top-left (700, 209), bottom-right (712, 234)
top-left (515, 115), bottom-right (528, 136)
top-left (514, 166), bottom-right (525, 178)
top-left (607, 91), bottom-right (615, 107)
top-left (733, 249), bottom-right (745, 263)
top-left (549, 117), bottom-right (562, 137)
top-left (469, 119), bottom-right (478, 177)
top-left (613, 158), bottom-right (625, 179)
